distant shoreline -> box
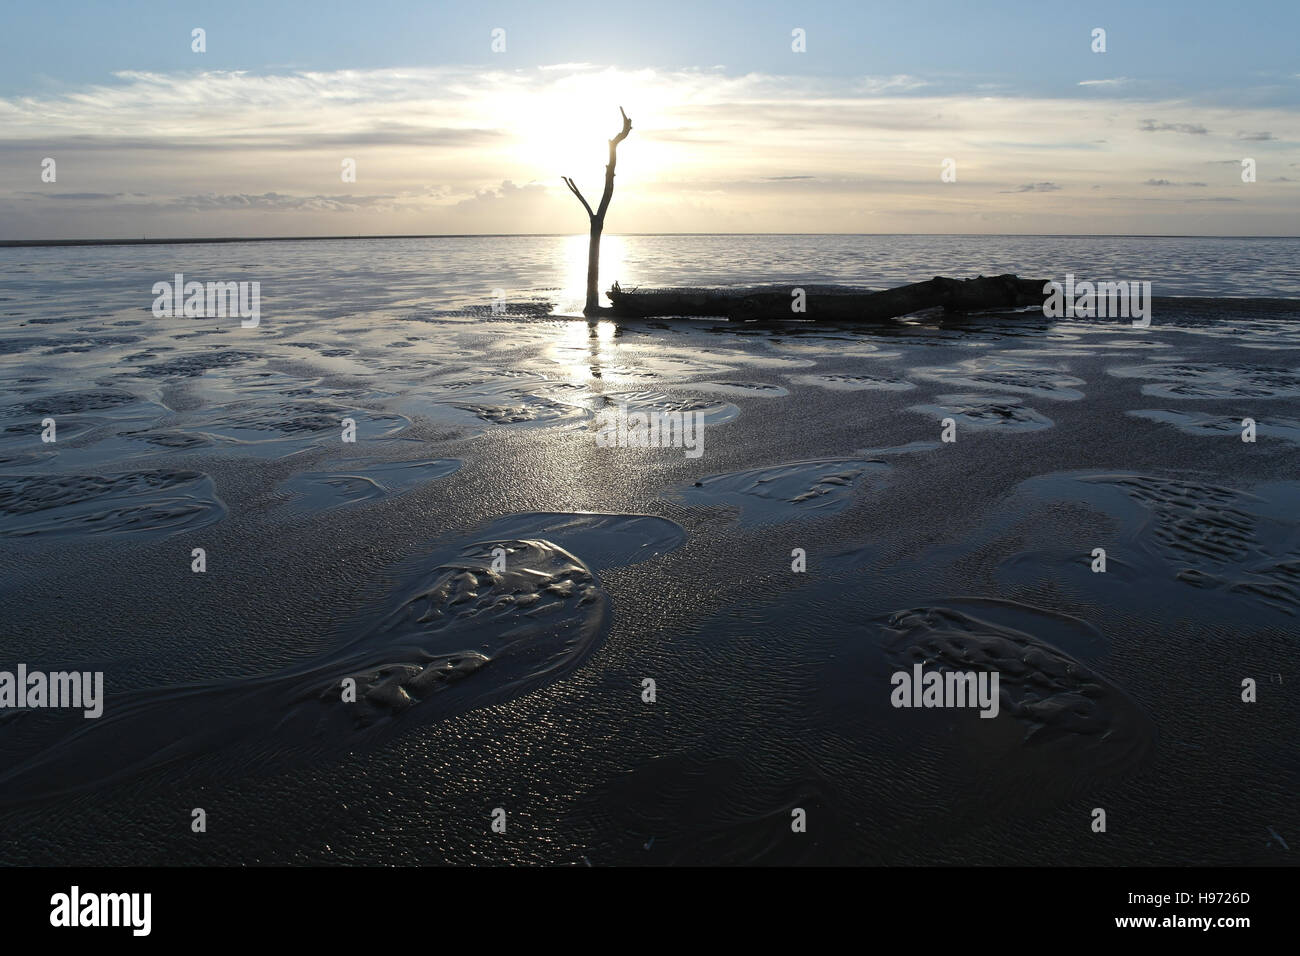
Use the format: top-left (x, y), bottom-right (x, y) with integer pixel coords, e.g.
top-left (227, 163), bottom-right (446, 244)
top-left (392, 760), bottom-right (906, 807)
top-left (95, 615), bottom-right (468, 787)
top-left (2, 233), bottom-right (1297, 250)
top-left (0, 234), bottom-right (516, 249)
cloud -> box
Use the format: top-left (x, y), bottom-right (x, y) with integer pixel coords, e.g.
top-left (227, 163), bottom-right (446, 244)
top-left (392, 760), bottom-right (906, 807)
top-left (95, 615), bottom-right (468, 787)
top-left (453, 180), bottom-right (552, 210)
top-left (1079, 78), bottom-right (1130, 87)
top-left (1, 65), bottom-right (1296, 237)
top-left (0, 68), bottom-right (507, 150)
top-left (848, 75), bottom-right (929, 94)
top-left (172, 192), bottom-right (402, 212)
top-left (1143, 179), bottom-right (1207, 186)
top-left (1129, 195), bottom-right (1242, 203)
top-left (37, 192), bottom-right (127, 200)
top-left (1235, 131), bottom-right (1275, 140)
top-left (452, 180), bottom-right (553, 215)
top-left (1139, 119), bottom-right (1209, 134)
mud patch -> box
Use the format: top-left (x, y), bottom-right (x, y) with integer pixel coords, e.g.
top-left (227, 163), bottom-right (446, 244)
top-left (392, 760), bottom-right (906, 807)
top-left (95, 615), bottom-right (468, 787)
top-left (689, 381), bottom-right (790, 398)
top-left (0, 511), bottom-right (685, 804)
top-left (913, 357), bottom-right (1085, 400)
top-left (278, 458), bottom-right (462, 513)
top-left (909, 393), bottom-right (1053, 432)
top-left (678, 458), bottom-right (891, 525)
top-left (1130, 409), bottom-right (1300, 445)
top-left (1000, 472), bottom-right (1300, 619)
top-left (872, 602), bottom-right (1152, 782)
top-left (1109, 362), bottom-right (1300, 399)
top-left (788, 373), bottom-right (915, 392)
top-left (0, 470), bottom-right (227, 540)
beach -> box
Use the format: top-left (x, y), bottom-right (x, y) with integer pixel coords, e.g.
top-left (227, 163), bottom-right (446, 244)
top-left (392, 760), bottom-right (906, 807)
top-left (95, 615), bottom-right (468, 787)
top-left (0, 234), bottom-right (1297, 864)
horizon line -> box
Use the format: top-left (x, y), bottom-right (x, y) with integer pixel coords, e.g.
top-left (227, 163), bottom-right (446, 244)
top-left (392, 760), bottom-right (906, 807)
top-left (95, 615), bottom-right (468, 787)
top-left (3, 232), bottom-right (1299, 250)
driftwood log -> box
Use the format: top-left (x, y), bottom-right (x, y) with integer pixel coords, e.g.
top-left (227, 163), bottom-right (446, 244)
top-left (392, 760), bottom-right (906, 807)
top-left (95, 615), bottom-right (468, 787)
top-left (606, 274), bottom-right (1050, 322)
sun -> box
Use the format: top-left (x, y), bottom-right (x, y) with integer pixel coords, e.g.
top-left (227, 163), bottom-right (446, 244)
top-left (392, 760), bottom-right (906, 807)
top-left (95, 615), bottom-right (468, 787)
top-left (517, 94), bottom-right (627, 189)
top-left (503, 67), bottom-right (673, 191)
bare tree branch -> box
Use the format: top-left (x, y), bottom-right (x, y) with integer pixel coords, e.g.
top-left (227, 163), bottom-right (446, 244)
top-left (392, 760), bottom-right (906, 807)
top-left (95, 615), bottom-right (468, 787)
top-left (562, 176), bottom-right (594, 219)
top-left (595, 106), bottom-right (633, 221)
top-left (612, 106), bottom-right (632, 146)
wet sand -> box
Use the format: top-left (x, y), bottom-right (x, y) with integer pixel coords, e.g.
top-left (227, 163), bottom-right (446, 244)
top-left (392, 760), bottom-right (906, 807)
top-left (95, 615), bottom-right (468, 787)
top-left (0, 294), bottom-right (1297, 864)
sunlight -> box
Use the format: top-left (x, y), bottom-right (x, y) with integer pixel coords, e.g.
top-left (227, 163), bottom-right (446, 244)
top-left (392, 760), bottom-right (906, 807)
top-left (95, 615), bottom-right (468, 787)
top-left (507, 70), bottom-right (682, 193)
top-left (546, 314), bottom-right (618, 383)
top-left (520, 97), bottom-right (619, 183)
top-left (555, 232), bottom-right (627, 314)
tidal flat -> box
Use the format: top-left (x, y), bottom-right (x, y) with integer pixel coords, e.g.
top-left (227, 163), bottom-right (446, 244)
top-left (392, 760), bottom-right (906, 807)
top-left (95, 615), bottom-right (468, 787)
top-left (0, 236), bottom-right (1296, 865)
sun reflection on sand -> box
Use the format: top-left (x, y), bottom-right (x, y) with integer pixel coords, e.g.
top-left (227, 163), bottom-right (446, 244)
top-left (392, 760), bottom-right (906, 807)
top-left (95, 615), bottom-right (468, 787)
top-left (549, 315), bottom-right (618, 383)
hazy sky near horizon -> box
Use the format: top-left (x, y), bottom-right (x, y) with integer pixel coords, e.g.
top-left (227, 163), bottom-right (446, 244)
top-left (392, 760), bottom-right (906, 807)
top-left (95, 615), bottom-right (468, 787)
top-left (2, 0), bottom-right (1298, 238)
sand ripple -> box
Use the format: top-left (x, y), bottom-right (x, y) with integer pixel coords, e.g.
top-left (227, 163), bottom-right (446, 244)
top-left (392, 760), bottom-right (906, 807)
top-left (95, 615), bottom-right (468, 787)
top-left (909, 393), bottom-right (1052, 431)
top-left (879, 603), bottom-right (1150, 758)
top-left (680, 458), bottom-right (891, 525)
top-left (1110, 362), bottom-right (1300, 399)
top-left (0, 470), bottom-right (226, 539)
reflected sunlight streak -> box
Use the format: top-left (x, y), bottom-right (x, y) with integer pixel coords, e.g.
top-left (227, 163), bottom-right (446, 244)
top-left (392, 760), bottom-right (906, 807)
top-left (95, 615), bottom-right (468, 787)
top-left (550, 314), bottom-right (618, 384)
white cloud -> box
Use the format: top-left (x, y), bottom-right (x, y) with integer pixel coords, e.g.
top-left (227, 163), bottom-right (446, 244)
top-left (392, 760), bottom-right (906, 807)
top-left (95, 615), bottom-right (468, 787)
top-left (1, 65), bottom-right (1296, 237)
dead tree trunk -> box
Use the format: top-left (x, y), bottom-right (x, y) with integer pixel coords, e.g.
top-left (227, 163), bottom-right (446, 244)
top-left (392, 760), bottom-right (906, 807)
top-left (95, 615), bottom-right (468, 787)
top-left (563, 107), bottom-right (632, 316)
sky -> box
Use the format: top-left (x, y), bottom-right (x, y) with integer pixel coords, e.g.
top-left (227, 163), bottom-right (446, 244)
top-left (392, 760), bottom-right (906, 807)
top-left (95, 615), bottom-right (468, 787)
top-left (1, 0), bottom-right (1298, 238)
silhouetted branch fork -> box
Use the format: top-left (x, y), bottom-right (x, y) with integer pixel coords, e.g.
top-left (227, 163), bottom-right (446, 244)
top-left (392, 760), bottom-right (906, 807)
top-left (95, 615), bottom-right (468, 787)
top-left (562, 176), bottom-right (594, 219)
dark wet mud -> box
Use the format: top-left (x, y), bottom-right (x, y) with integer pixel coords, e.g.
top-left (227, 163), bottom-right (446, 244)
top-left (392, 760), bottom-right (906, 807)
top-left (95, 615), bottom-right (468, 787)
top-left (0, 284), bottom-right (1295, 865)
